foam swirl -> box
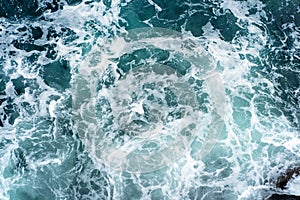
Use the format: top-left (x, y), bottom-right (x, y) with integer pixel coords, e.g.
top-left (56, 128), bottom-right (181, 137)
top-left (72, 27), bottom-right (225, 173)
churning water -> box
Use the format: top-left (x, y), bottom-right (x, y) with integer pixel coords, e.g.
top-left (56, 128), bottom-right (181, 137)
top-left (0, 0), bottom-right (299, 199)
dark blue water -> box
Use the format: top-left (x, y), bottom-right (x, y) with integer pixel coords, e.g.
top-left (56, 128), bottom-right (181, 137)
top-left (0, 0), bottom-right (299, 199)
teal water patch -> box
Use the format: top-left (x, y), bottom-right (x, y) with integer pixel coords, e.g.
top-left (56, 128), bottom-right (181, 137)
top-left (40, 59), bottom-right (71, 91)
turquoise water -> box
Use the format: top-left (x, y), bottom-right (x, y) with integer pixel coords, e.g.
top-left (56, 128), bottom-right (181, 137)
top-left (0, 0), bottom-right (299, 199)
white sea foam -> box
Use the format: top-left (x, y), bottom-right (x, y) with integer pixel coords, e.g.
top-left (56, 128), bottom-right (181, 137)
top-left (287, 175), bottom-right (300, 195)
top-left (0, 0), bottom-right (299, 199)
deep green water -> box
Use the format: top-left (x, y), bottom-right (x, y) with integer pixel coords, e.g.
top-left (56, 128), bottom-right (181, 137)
top-left (0, 0), bottom-right (299, 199)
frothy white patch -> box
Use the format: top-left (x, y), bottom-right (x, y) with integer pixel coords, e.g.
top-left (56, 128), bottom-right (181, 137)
top-left (286, 175), bottom-right (300, 195)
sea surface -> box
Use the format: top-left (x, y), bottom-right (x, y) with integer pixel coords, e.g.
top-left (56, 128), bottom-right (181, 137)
top-left (0, 0), bottom-right (299, 199)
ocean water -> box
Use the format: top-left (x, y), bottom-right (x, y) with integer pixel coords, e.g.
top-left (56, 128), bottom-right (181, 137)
top-left (0, 0), bottom-right (299, 199)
